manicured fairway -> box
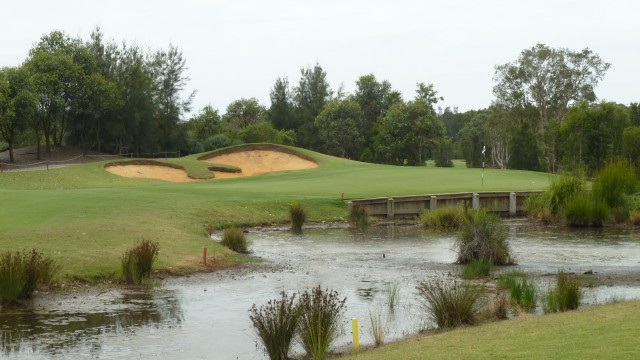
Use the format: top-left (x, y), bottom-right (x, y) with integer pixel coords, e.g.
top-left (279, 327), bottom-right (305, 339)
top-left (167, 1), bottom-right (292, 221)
top-left (0, 145), bottom-right (550, 280)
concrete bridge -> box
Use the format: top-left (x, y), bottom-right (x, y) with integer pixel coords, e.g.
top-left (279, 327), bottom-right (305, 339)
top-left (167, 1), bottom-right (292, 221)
top-left (346, 191), bottom-right (543, 219)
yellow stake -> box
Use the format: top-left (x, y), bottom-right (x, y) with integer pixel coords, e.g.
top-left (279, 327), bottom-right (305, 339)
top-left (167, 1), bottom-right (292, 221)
top-left (352, 318), bottom-right (359, 352)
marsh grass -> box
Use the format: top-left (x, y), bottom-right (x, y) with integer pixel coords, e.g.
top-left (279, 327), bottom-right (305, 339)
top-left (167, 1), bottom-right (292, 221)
top-left (420, 207), bottom-right (464, 229)
top-left (121, 239), bottom-right (159, 285)
top-left (563, 194), bottom-right (609, 227)
top-left (289, 202), bottom-right (307, 233)
top-left (249, 291), bottom-right (302, 360)
top-left (298, 286), bottom-right (347, 359)
top-left (461, 259), bottom-right (493, 279)
top-left (417, 280), bottom-right (484, 329)
top-left (385, 281), bottom-right (401, 311)
top-left (525, 193), bottom-right (557, 224)
top-left (543, 272), bottom-right (582, 313)
top-left (369, 309), bottom-right (386, 347)
top-left (456, 209), bottom-right (513, 265)
top-left (547, 172), bottom-right (585, 214)
top-left (221, 227), bottom-right (250, 254)
top-left (496, 270), bottom-right (536, 313)
top-left (0, 250), bottom-right (60, 304)
top-left (592, 161), bottom-right (637, 209)
top-left (348, 205), bottom-right (369, 228)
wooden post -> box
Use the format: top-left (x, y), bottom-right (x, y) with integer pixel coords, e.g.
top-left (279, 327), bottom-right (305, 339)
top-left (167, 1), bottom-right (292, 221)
top-left (203, 247), bottom-right (207, 266)
top-left (430, 196), bottom-right (437, 211)
top-left (509, 192), bottom-right (517, 217)
top-left (472, 193), bottom-right (480, 210)
top-left (387, 198), bottom-right (394, 219)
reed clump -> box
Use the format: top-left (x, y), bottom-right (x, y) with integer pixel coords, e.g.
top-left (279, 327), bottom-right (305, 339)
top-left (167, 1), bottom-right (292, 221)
top-left (249, 291), bottom-right (302, 360)
top-left (420, 207), bottom-right (464, 230)
top-left (289, 202), bottom-right (307, 233)
top-left (461, 259), bottom-right (493, 279)
top-left (456, 209), bottom-right (513, 265)
top-left (543, 272), bottom-right (582, 313)
top-left (221, 226), bottom-right (250, 253)
top-left (417, 279), bottom-right (484, 329)
top-left (121, 239), bottom-right (160, 285)
top-left (0, 249), bottom-right (60, 304)
top-left (348, 205), bottom-right (369, 228)
top-left (298, 286), bottom-right (347, 360)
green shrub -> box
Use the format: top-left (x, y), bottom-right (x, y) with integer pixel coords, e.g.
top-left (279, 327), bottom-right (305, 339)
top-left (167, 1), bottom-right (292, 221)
top-left (298, 286), bottom-right (346, 360)
top-left (417, 280), bottom-right (484, 329)
top-left (543, 272), bottom-right (582, 313)
top-left (592, 161), bottom-right (637, 209)
top-left (461, 259), bottom-right (493, 279)
top-left (221, 227), bottom-right (250, 253)
top-left (547, 173), bottom-right (585, 214)
top-left (249, 291), bottom-right (302, 360)
top-left (563, 193), bottom-right (609, 227)
top-left (348, 205), bottom-right (369, 228)
top-left (525, 193), bottom-right (557, 224)
top-left (456, 209), bottom-right (513, 265)
top-left (420, 207), bottom-right (464, 229)
top-left (122, 239), bottom-right (160, 284)
top-left (289, 202), bottom-right (307, 233)
top-left (0, 249), bottom-right (61, 304)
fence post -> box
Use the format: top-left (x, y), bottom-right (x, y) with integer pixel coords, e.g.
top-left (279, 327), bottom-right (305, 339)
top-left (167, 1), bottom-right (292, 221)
top-left (387, 198), bottom-right (394, 219)
top-left (430, 196), bottom-right (438, 211)
top-left (472, 193), bottom-right (480, 210)
top-left (509, 192), bottom-right (517, 217)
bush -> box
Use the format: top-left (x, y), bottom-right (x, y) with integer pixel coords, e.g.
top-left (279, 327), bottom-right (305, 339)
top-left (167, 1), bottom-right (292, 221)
top-left (298, 286), bottom-right (346, 359)
top-left (592, 161), bottom-right (637, 209)
top-left (461, 259), bottom-right (493, 279)
top-left (417, 280), bottom-right (483, 329)
top-left (348, 205), bottom-right (369, 228)
top-left (221, 227), bottom-right (250, 253)
top-left (122, 239), bottom-right (160, 284)
top-left (547, 173), bottom-right (585, 214)
top-left (249, 291), bottom-right (302, 360)
top-left (0, 249), bottom-right (60, 304)
top-left (456, 209), bottom-right (513, 265)
top-left (420, 207), bottom-right (464, 229)
top-left (563, 193), bottom-right (609, 227)
top-left (289, 202), bottom-right (307, 233)
top-left (543, 272), bottom-right (582, 313)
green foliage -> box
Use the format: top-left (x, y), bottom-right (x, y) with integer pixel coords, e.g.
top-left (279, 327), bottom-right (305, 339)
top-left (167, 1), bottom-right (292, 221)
top-left (630, 211), bottom-right (640, 225)
top-left (622, 126), bottom-right (640, 168)
top-left (461, 259), bottom-right (493, 280)
top-left (434, 138), bottom-right (454, 167)
top-left (249, 291), bottom-right (302, 360)
top-left (562, 193), bottom-right (609, 227)
top-left (547, 172), bottom-right (585, 214)
top-left (314, 99), bottom-right (365, 159)
top-left (543, 272), bottom-right (582, 313)
top-left (298, 286), bottom-right (346, 360)
top-left (348, 205), bottom-right (369, 228)
top-left (420, 207), bottom-right (464, 229)
top-left (456, 209), bottom-right (513, 265)
top-left (524, 193), bottom-right (556, 224)
top-left (592, 161), bottom-right (637, 209)
top-left (369, 309), bottom-right (386, 347)
top-left (0, 249), bottom-right (60, 304)
top-left (184, 105), bottom-right (222, 142)
top-left (201, 134), bottom-right (243, 152)
top-left (509, 120), bottom-right (541, 171)
top-left (121, 239), bottom-right (159, 284)
top-left (385, 281), bottom-right (401, 311)
top-left (237, 121), bottom-right (296, 146)
top-left (289, 202), bottom-right (307, 233)
top-left (221, 227), bottom-right (250, 254)
top-left (459, 113), bottom-right (488, 168)
top-left (497, 270), bottom-right (536, 313)
top-left (417, 280), bottom-right (484, 329)
top-left (222, 97), bottom-right (267, 131)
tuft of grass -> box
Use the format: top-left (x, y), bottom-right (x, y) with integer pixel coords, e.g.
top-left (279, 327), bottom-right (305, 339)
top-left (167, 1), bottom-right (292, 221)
top-left (543, 272), bottom-right (582, 313)
top-left (420, 207), bottom-right (464, 229)
top-left (563, 193), bottom-right (609, 227)
top-left (289, 202), bottom-right (307, 233)
top-left (385, 281), bottom-right (401, 311)
top-left (121, 239), bottom-right (160, 285)
top-left (0, 249), bottom-right (61, 304)
top-left (221, 227), bottom-right (250, 254)
top-left (348, 205), bottom-right (369, 228)
top-left (461, 259), bottom-right (493, 280)
top-left (298, 286), bottom-right (347, 360)
top-left (249, 291), bottom-right (302, 360)
top-left (417, 280), bottom-right (484, 329)
top-left (456, 209), bottom-right (513, 265)
top-left (496, 270), bottom-right (536, 313)
top-left (369, 309), bottom-right (386, 347)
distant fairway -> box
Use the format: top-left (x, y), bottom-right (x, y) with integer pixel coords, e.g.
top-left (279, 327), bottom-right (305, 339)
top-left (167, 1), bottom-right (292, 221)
top-left (0, 145), bottom-right (550, 280)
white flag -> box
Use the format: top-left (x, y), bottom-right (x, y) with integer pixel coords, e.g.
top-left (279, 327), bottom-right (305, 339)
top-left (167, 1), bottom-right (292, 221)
top-left (481, 145), bottom-right (486, 155)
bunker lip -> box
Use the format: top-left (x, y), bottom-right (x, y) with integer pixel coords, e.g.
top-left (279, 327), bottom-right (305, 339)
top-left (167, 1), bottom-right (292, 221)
top-left (104, 160), bottom-right (197, 183)
top-left (199, 143), bottom-right (318, 177)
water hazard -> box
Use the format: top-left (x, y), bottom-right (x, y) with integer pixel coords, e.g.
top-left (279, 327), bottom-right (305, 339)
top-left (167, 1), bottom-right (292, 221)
top-left (1, 221), bottom-right (639, 359)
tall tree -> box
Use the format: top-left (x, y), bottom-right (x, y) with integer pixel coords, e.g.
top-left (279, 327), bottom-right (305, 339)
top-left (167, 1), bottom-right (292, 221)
top-left (0, 67), bottom-right (37, 163)
top-left (185, 105), bottom-right (222, 141)
top-left (293, 63), bottom-right (332, 150)
top-left (459, 113), bottom-right (489, 168)
top-left (222, 98), bottom-right (267, 131)
top-left (268, 77), bottom-right (295, 130)
top-left (314, 99), bottom-right (365, 158)
top-left (493, 44), bottom-right (610, 128)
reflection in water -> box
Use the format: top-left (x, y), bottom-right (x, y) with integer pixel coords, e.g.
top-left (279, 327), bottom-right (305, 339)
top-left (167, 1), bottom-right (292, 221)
top-left (0, 289), bottom-right (182, 357)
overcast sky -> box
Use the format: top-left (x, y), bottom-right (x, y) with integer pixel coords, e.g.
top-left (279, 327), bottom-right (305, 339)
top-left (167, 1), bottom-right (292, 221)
top-left (2, 0), bottom-right (639, 117)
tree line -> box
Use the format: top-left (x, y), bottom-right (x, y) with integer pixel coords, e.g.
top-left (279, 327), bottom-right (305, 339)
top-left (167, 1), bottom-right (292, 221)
top-left (2, 29), bottom-right (638, 174)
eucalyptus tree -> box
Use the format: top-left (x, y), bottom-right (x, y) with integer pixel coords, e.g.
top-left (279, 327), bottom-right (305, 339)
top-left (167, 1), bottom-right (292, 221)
top-left (493, 44), bottom-right (610, 128)
top-left (314, 99), bottom-right (365, 158)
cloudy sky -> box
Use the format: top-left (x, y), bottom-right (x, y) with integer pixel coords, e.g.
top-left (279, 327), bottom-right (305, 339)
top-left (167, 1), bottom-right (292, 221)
top-left (2, 0), bottom-right (638, 116)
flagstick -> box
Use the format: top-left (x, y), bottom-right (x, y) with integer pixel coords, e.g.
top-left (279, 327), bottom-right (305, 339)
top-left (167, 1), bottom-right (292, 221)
top-left (482, 160), bottom-right (484, 185)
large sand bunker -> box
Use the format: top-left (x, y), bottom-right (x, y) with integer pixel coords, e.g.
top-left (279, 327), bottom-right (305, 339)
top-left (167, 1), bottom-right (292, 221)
top-left (105, 164), bottom-right (197, 182)
top-left (203, 149), bottom-right (318, 178)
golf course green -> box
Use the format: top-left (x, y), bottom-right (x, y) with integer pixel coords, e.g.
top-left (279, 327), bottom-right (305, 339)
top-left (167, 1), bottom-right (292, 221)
top-left (0, 144), bottom-right (550, 281)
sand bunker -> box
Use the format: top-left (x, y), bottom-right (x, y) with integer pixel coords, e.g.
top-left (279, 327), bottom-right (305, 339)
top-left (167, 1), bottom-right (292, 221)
top-left (105, 165), bottom-right (197, 183)
top-left (203, 150), bottom-right (317, 177)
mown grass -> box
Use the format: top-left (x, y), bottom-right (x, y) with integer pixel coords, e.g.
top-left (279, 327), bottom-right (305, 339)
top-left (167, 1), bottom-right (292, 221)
top-left (338, 301), bottom-right (640, 360)
top-left (0, 145), bottom-right (550, 281)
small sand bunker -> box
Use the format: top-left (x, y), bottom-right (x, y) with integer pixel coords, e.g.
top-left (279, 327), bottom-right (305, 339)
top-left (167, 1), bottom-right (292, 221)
top-left (106, 165), bottom-right (197, 182)
top-left (203, 150), bottom-right (317, 177)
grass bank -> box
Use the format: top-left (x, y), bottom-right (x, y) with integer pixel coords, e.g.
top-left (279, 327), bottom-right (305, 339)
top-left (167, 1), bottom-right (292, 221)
top-left (0, 145), bottom-right (550, 281)
top-left (338, 300), bottom-right (640, 360)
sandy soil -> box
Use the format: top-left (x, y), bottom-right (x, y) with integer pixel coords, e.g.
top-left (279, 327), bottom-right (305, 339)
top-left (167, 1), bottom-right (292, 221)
top-left (105, 165), bottom-right (198, 182)
top-left (203, 150), bottom-right (318, 176)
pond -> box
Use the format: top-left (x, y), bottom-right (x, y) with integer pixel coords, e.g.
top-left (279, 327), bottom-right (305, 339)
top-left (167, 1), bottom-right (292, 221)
top-left (1, 221), bottom-right (639, 359)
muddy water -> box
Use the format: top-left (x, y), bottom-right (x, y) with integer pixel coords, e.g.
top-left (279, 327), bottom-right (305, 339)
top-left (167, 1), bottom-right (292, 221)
top-left (1, 221), bottom-right (640, 359)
